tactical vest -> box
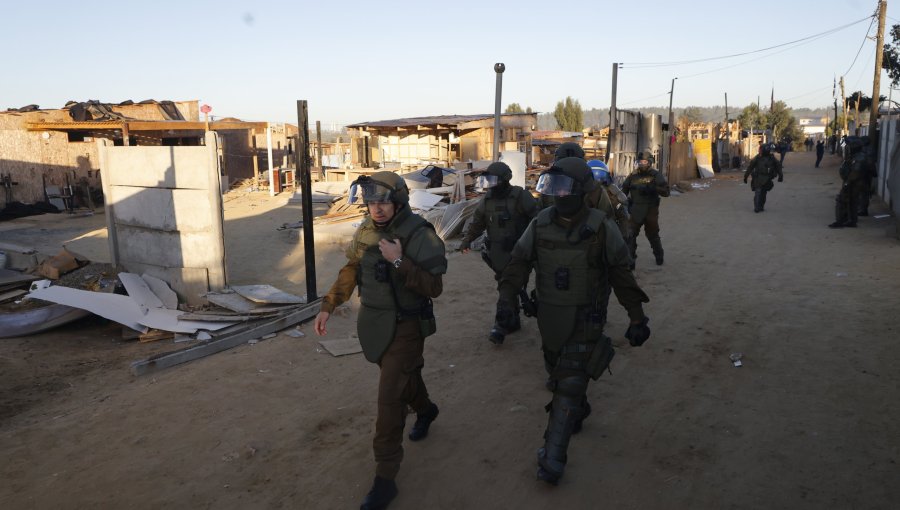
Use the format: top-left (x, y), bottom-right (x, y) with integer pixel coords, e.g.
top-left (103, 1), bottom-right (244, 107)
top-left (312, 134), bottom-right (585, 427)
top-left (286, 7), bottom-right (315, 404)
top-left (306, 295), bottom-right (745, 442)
top-left (533, 208), bottom-right (606, 306)
top-left (629, 171), bottom-right (661, 206)
top-left (752, 156), bottom-right (778, 179)
top-left (484, 187), bottom-right (529, 270)
top-left (351, 207), bottom-right (445, 362)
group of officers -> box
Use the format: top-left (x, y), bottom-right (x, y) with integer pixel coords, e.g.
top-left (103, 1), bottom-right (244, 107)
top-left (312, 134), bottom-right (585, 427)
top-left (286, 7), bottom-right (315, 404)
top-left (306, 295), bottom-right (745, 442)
top-left (314, 144), bottom-right (669, 509)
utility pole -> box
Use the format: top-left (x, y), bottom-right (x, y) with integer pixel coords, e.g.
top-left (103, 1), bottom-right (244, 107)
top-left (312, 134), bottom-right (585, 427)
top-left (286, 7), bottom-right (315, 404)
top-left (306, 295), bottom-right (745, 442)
top-left (870, 0), bottom-right (887, 146)
top-left (492, 63), bottom-right (505, 161)
top-left (840, 76), bottom-right (848, 134)
top-left (724, 92), bottom-right (730, 169)
top-left (296, 100), bottom-right (317, 301)
top-left (607, 63), bottom-right (619, 172)
top-left (663, 77), bottom-right (675, 178)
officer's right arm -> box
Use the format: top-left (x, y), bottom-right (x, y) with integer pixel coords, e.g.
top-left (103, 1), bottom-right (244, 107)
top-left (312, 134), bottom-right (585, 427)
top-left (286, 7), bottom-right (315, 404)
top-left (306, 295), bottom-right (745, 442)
top-left (621, 175), bottom-right (632, 196)
top-left (497, 220), bottom-right (536, 303)
top-left (460, 199), bottom-right (487, 252)
top-left (315, 257), bottom-right (360, 336)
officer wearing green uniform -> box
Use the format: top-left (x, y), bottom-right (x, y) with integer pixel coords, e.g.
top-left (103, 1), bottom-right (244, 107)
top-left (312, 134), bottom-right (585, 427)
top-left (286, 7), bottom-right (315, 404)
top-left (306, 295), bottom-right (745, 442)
top-left (586, 159), bottom-right (631, 241)
top-left (743, 143), bottom-right (783, 213)
top-left (829, 138), bottom-right (873, 228)
top-left (622, 152), bottom-right (669, 266)
top-left (459, 161), bottom-right (538, 344)
top-left (538, 142), bottom-right (588, 209)
top-left (314, 171), bottom-right (447, 510)
top-left (496, 157), bottom-right (652, 485)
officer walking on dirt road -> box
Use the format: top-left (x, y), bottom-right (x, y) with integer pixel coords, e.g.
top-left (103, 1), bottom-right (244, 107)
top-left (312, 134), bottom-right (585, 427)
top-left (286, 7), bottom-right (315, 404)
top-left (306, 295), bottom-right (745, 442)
top-left (314, 171), bottom-right (447, 510)
top-left (496, 157), bottom-right (651, 486)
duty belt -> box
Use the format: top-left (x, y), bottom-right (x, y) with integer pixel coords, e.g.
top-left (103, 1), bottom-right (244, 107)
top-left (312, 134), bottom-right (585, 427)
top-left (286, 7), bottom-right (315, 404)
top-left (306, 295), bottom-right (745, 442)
top-left (560, 343), bottom-right (594, 354)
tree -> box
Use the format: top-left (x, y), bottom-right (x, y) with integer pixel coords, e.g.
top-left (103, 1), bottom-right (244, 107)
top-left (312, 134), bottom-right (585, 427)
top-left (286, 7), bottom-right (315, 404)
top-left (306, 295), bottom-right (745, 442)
top-left (738, 103), bottom-right (764, 131)
top-left (553, 97), bottom-right (583, 131)
top-left (883, 23), bottom-right (900, 86)
top-left (765, 101), bottom-right (805, 148)
top-left (505, 103), bottom-right (523, 114)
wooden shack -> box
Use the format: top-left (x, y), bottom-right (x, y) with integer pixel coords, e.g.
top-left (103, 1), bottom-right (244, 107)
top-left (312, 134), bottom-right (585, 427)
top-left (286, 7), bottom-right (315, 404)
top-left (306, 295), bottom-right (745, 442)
top-left (0, 100), bottom-right (272, 209)
top-left (345, 113), bottom-right (537, 170)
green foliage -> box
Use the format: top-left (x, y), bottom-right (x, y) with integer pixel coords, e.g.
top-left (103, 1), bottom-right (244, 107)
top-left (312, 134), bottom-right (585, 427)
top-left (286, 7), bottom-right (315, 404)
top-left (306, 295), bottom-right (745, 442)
top-left (738, 103), bottom-right (764, 130)
top-left (883, 23), bottom-right (900, 87)
top-left (766, 101), bottom-right (805, 148)
top-left (553, 97), bottom-right (584, 131)
top-left (505, 103), bottom-right (523, 114)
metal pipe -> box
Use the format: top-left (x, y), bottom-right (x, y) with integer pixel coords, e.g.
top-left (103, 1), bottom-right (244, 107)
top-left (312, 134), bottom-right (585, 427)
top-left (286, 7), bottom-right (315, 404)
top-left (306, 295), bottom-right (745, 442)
top-left (493, 63), bottom-right (505, 161)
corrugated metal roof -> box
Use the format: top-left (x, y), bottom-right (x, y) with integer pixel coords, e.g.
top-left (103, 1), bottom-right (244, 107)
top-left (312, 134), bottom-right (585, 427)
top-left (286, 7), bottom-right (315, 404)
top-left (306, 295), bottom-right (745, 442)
top-left (347, 112), bottom-right (535, 129)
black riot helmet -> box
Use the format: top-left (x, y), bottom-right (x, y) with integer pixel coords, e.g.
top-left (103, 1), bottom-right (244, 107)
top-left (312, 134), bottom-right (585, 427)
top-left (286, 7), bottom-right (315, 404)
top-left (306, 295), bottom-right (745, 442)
top-left (536, 157), bottom-right (595, 197)
top-left (348, 171), bottom-right (410, 205)
top-left (554, 142), bottom-right (585, 161)
top-left (475, 161), bottom-right (513, 190)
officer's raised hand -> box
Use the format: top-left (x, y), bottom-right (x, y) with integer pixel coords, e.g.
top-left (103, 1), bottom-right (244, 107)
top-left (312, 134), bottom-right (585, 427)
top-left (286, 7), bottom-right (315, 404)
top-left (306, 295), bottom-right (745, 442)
top-left (624, 316), bottom-right (651, 347)
top-left (379, 238), bottom-right (402, 262)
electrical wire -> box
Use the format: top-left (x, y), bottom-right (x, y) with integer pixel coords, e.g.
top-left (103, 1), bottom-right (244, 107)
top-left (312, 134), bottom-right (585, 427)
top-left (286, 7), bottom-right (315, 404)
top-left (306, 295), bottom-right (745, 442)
top-left (843, 15), bottom-right (877, 76)
top-left (617, 91), bottom-right (671, 106)
top-left (621, 16), bottom-right (872, 69)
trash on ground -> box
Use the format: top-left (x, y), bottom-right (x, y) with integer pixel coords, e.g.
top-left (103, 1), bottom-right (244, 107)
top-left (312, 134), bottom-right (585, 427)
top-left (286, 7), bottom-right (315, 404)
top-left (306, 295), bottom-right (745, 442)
top-left (729, 353), bottom-right (743, 367)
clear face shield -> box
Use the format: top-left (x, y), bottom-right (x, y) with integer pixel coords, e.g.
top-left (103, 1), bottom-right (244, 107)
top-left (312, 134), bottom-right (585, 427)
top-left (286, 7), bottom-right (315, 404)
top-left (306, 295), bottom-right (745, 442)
top-left (474, 174), bottom-right (499, 191)
top-left (536, 171), bottom-right (577, 197)
top-left (347, 176), bottom-right (395, 205)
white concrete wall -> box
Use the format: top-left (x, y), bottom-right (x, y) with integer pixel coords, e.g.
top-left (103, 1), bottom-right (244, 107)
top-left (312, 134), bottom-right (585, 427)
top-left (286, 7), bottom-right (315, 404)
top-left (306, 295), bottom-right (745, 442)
top-left (98, 133), bottom-right (226, 304)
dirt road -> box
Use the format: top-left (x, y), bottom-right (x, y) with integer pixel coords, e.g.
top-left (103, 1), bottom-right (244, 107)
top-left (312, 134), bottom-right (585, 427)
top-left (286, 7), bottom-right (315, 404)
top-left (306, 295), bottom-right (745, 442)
top-left (2, 151), bottom-right (899, 509)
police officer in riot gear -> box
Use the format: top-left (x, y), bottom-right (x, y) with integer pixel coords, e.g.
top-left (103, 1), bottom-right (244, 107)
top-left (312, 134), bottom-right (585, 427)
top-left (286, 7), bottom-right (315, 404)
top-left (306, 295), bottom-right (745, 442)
top-left (314, 171), bottom-right (447, 510)
top-left (743, 143), bottom-right (783, 213)
top-left (459, 161), bottom-right (538, 344)
top-left (586, 159), bottom-right (631, 241)
top-left (496, 157), bottom-right (652, 486)
top-left (829, 137), bottom-right (874, 228)
top-left (622, 151), bottom-right (670, 266)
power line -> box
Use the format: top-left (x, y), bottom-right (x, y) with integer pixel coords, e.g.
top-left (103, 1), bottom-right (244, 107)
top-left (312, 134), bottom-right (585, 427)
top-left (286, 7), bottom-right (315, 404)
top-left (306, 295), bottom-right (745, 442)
top-left (618, 91), bottom-right (671, 106)
top-left (843, 15), bottom-right (877, 76)
top-left (621, 16), bottom-right (872, 69)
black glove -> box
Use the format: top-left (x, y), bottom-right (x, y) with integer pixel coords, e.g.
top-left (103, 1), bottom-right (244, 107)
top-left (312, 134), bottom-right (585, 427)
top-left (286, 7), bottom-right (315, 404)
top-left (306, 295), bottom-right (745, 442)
top-left (625, 316), bottom-right (651, 347)
top-left (459, 240), bottom-right (471, 251)
top-left (778, 176), bottom-right (783, 182)
top-left (743, 177), bottom-right (748, 184)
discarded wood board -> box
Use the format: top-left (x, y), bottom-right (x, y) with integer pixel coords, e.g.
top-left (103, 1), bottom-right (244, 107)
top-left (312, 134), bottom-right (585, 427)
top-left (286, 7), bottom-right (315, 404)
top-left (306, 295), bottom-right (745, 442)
top-left (318, 337), bottom-right (363, 357)
top-left (139, 329), bottom-right (175, 343)
top-left (119, 272), bottom-right (165, 311)
top-left (0, 289), bottom-right (27, 303)
top-left (0, 268), bottom-right (39, 290)
top-left (142, 273), bottom-right (178, 309)
top-left (409, 189), bottom-right (444, 211)
top-left (206, 291), bottom-right (300, 314)
top-left (130, 300), bottom-right (321, 376)
top-left (27, 286), bottom-right (236, 334)
top-left (231, 285), bottom-right (305, 304)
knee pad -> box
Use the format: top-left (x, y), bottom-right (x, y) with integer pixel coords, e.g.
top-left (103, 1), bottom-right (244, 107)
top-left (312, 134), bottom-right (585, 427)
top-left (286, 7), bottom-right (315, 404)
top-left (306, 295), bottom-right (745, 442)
top-left (555, 375), bottom-right (589, 399)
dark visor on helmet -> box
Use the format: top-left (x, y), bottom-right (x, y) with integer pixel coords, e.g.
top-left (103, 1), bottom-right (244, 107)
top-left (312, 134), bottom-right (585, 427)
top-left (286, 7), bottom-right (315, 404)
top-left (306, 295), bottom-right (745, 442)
top-left (535, 170), bottom-right (577, 197)
top-left (348, 176), bottom-right (395, 204)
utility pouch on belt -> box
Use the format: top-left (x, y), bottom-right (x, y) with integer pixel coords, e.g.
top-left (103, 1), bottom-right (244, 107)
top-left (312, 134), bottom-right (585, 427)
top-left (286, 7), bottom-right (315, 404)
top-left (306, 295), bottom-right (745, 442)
top-left (587, 335), bottom-right (615, 380)
top-left (555, 267), bottom-right (569, 290)
top-left (419, 299), bottom-right (437, 338)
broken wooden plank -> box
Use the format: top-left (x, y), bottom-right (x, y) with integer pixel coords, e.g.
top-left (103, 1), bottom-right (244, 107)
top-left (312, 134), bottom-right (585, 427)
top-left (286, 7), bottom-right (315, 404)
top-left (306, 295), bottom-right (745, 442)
top-left (0, 289), bottom-right (27, 303)
top-left (231, 285), bottom-right (304, 304)
top-left (139, 329), bottom-right (175, 343)
top-left (130, 300), bottom-right (321, 376)
top-left (206, 291), bottom-right (300, 313)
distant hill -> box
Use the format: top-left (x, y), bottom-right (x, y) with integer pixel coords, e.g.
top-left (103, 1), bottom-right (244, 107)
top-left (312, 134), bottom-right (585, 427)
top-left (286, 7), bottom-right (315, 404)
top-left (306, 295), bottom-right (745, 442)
top-left (537, 106), bottom-right (833, 130)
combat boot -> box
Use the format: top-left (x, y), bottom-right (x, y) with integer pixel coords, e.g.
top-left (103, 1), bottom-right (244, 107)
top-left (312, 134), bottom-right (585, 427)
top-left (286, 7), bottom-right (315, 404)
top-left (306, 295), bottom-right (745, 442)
top-left (408, 403), bottom-right (439, 441)
top-left (488, 324), bottom-right (506, 345)
top-left (360, 476), bottom-right (397, 510)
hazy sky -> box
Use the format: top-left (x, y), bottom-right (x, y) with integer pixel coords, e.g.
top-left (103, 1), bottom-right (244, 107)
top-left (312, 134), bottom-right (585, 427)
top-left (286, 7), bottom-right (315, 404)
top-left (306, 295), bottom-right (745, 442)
top-left (4, 0), bottom-right (897, 126)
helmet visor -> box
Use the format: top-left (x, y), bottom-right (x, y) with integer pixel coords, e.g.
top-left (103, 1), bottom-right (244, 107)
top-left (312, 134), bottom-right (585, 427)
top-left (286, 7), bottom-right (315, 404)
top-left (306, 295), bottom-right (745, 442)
top-left (536, 172), bottom-right (577, 197)
top-left (348, 177), bottom-right (394, 204)
top-left (474, 174), bottom-right (499, 190)
top-left (591, 168), bottom-right (611, 184)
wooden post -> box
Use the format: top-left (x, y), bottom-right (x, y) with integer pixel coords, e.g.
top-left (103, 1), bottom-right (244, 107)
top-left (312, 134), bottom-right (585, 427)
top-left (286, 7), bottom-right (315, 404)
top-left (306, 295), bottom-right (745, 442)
top-left (608, 63), bottom-right (619, 172)
top-left (251, 128), bottom-right (259, 187)
top-left (296, 100), bottom-right (317, 301)
top-left (870, 0), bottom-right (887, 145)
top-left (840, 76), bottom-right (848, 134)
top-left (121, 122), bottom-right (130, 146)
top-left (316, 120), bottom-right (324, 180)
top-left (266, 123), bottom-right (275, 196)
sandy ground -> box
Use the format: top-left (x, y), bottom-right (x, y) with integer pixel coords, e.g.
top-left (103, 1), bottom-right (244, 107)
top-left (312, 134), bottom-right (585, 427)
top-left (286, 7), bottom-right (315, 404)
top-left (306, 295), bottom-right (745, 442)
top-left (1, 151), bottom-right (899, 509)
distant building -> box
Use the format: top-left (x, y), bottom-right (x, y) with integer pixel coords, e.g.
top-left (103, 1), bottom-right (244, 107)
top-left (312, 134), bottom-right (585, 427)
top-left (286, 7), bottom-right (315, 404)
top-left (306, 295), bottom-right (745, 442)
top-left (798, 117), bottom-right (828, 140)
top-left (345, 113), bottom-right (537, 170)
